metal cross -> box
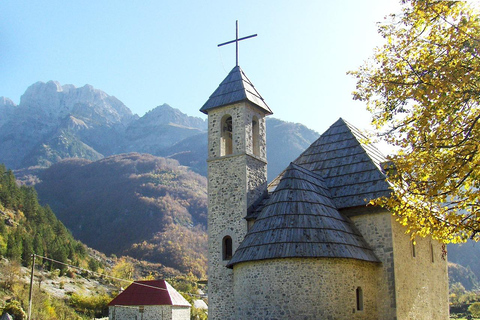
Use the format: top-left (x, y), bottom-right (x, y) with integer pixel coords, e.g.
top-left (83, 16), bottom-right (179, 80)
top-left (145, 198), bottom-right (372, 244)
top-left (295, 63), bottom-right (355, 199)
top-left (218, 20), bottom-right (257, 67)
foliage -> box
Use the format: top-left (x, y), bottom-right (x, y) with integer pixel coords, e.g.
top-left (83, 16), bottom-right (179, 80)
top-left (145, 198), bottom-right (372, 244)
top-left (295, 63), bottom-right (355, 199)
top-left (0, 164), bottom-right (92, 270)
top-left (127, 223), bottom-right (207, 278)
top-left (2, 300), bottom-right (26, 320)
top-left (68, 293), bottom-right (111, 318)
top-left (469, 301), bottom-right (480, 318)
top-left (0, 260), bottom-right (21, 290)
top-left (191, 305), bottom-right (208, 320)
top-left (449, 284), bottom-right (480, 319)
top-left (3, 281), bottom-right (84, 320)
top-left (35, 153), bottom-right (208, 277)
top-left (350, 0), bottom-right (480, 242)
top-left (111, 256), bottom-right (136, 287)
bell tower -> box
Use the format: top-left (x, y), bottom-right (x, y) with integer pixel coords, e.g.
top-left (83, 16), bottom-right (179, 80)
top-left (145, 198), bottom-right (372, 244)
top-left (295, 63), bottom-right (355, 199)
top-left (200, 65), bottom-right (272, 319)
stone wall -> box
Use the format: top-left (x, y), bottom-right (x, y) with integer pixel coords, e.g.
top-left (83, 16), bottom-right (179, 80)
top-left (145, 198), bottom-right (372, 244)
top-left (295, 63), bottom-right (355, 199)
top-left (109, 305), bottom-right (190, 320)
top-left (207, 155), bottom-right (246, 319)
top-left (349, 208), bottom-right (449, 320)
top-left (246, 155), bottom-right (267, 209)
top-left (233, 258), bottom-right (379, 320)
top-left (206, 101), bottom-right (268, 320)
top-left (391, 218), bottom-right (449, 320)
top-left (349, 208), bottom-right (397, 319)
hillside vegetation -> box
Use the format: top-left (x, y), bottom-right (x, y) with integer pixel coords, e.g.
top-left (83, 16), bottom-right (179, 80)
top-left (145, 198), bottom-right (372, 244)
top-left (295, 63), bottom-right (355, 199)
top-left (35, 153), bottom-right (208, 278)
top-left (0, 164), bottom-right (93, 272)
top-left (0, 163), bottom-right (112, 319)
top-left (0, 165), bottom-right (206, 319)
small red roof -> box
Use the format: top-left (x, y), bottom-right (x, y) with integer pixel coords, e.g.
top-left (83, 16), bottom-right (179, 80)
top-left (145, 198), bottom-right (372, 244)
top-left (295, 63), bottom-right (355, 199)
top-left (108, 280), bottom-right (190, 307)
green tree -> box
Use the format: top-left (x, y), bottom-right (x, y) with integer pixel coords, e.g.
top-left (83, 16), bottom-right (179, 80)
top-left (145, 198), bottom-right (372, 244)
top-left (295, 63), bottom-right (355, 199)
top-left (351, 0), bottom-right (480, 243)
top-left (111, 257), bottom-right (135, 287)
top-left (88, 258), bottom-right (100, 272)
top-left (6, 228), bottom-right (23, 262)
top-left (21, 234), bottom-right (34, 266)
top-left (0, 220), bottom-right (7, 256)
top-left (21, 186), bottom-right (39, 221)
top-left (469, 302), bottom-right (480, 318)
top-left (50, 239), bottom-right (68, 274)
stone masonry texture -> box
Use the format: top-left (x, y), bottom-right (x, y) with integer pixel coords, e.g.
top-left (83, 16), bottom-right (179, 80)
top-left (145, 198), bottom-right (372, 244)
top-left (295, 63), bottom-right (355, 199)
top-left (233, 257), bottom-right (379, 320)
top-left (207, 101), bottom-right (268, 320)
top-left (108, 305), bottom-right (190, 320)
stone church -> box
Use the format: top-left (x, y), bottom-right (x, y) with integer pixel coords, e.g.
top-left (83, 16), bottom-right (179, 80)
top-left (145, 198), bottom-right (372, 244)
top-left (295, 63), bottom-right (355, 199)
top-left (200, 65), bottom-right (449, 320)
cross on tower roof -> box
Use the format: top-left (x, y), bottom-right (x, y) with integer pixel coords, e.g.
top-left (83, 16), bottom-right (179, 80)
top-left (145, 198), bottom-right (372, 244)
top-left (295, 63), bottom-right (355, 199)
top-left (218, 20), bottom-right (257, 67)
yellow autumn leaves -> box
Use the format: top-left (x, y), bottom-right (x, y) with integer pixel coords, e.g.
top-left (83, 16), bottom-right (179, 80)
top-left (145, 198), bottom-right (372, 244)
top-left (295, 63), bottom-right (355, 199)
top-left (351, 0), bottom-right (480, 243)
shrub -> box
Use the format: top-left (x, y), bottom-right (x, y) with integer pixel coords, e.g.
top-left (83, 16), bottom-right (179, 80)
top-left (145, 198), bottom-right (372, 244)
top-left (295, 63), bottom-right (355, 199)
top-left (68, 293), bottom-right (111, 318)
top-left (2, 300), bottom-right (26, 320)
top-left (469, 302), bottom-right (480, 318)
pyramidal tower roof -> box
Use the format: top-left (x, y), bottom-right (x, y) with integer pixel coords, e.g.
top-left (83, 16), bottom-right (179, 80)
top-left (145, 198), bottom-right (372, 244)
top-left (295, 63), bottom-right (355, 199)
top-left (292, 118), bottom-right (391, 209)
top-left (227, 163), bottom-right (379, 268)
top-left (200, 66), bottom-right (272, 115)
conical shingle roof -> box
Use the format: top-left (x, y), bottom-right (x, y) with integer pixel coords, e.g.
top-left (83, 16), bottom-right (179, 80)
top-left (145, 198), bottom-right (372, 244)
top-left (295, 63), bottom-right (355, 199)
top-left (200, 66), bottom-right (272, 115)
top-left (227, 163), bottom-right (379, 268)
top-left (293, 118), bottom-right (391, 209)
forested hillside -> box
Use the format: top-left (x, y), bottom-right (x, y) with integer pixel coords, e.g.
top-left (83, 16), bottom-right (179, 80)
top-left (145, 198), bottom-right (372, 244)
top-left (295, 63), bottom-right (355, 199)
top-left (0, 164), bottom-right (93, 271)
top-left (0, 164), bottom-right (207, 319)
top-left (35, 153), bottom-right (208, 278)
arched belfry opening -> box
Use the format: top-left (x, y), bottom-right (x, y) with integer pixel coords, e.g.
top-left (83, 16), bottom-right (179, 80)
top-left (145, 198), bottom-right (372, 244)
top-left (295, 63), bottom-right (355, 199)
top-left (252, 116), bottom-right (260, 156)
top-left (221, 115), bottom-right (233, 156)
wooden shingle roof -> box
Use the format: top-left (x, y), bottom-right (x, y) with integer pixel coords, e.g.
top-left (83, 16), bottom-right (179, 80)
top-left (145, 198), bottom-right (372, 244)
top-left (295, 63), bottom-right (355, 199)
top-left (293, 118), bottom-right (391, 209)
top-left (227, 163), bottom-right (379, 268)
top-left (200, 66), bottom-right (272, 115)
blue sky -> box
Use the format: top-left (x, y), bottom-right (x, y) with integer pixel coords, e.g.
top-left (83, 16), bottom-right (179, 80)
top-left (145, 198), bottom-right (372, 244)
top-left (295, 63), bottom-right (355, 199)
top-left (1, 0), bottom-right (401, 135)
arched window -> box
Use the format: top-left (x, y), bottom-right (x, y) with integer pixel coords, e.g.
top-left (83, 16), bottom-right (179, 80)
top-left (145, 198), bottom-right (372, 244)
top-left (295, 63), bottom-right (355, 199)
top-left (412, 240), bottom-right (416, 258)
top-left (221, 115), bottom-right (233, 156)
top-left (356, 287), bottom-right (364, 311)
top-left (222, 236), bottom-right (233, 260)
top-left (252, 116), bottom-right (259, 156)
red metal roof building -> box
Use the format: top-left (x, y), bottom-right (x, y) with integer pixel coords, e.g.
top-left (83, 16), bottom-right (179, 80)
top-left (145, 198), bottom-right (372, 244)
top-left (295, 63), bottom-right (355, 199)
top-left (108, 280), bottom-right (191, 320)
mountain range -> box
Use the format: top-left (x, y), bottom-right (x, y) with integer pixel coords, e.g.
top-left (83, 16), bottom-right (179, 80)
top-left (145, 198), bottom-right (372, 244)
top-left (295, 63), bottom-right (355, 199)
top-left (0, 81), bottom-right (318, 181)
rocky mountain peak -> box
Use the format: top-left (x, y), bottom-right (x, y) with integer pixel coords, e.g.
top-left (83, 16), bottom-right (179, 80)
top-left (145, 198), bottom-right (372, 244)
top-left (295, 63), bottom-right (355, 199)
top-left (0, 96), bottom-right (17, 108)
top-left (18, 81), bottom-right (135, 125)
top-left (0, 97), bottom-right (16, 127)
top-left (140, 104), bottom-right (207, 130)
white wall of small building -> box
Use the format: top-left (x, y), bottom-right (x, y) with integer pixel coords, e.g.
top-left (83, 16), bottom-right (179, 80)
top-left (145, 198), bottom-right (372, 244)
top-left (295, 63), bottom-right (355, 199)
top-left (109, 305), bottom-right (190, 320)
